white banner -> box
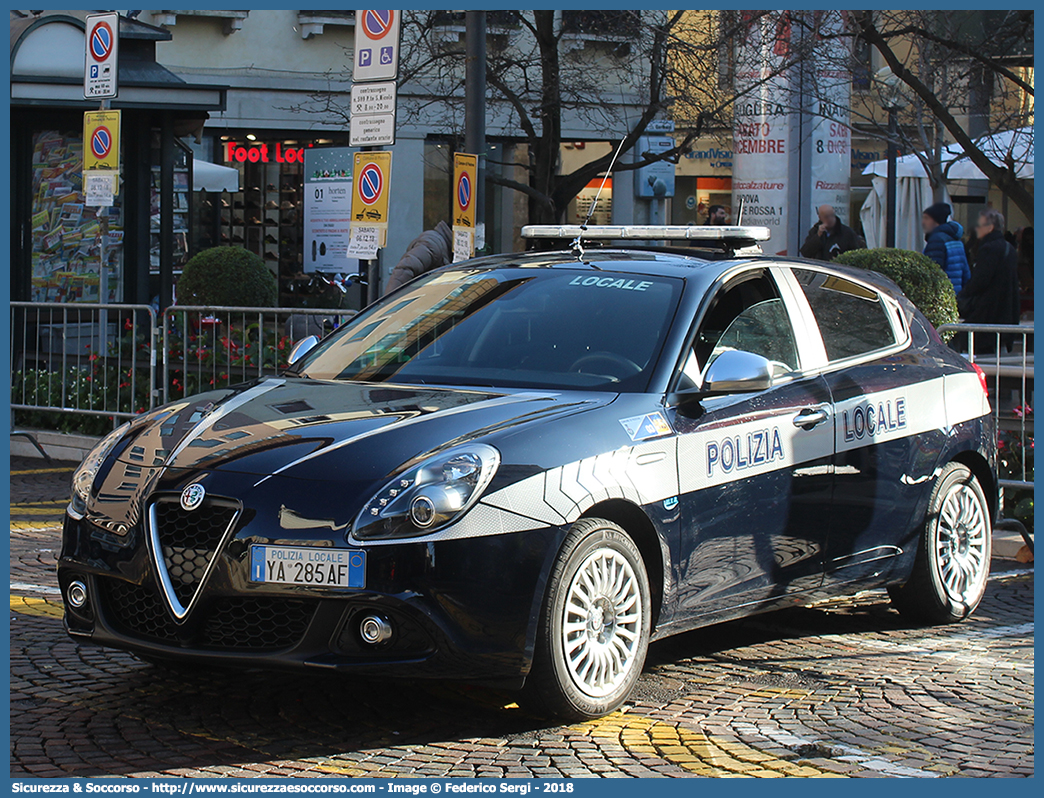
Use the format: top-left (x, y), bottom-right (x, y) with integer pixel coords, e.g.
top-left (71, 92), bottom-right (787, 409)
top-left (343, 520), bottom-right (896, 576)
top-left (732, 12), bottom-right (794, 256)
top-left (809, 13), bottom-right (852, 225)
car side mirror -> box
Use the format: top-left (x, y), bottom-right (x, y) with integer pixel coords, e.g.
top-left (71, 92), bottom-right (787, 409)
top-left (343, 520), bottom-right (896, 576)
top-left (668, 350), bottom-right (774, 413)
top-left (287, 335), bottom-right (319, 366)
top-left (702, 350), bottom-right (774, 395)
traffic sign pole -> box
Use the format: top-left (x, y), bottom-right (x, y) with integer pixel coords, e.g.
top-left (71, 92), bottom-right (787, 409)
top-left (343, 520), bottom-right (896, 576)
top-left (464, 12), bottom-right (486, 252)
top-left (352, 10), bottom-right (401, 304)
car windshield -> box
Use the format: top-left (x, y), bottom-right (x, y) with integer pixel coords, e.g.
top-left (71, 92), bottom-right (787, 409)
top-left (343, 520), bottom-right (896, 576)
top-left (294, 266), bottom-right (683, 392)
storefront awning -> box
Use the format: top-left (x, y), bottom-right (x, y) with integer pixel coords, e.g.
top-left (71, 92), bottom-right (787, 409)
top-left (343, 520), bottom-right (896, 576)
top-left (194, 160), bottom-right (240, 193)
top-left (862, 127), bottom-right (1034, 181)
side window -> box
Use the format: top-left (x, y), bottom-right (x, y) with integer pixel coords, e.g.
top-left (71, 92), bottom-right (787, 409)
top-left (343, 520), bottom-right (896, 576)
top-left (792, 269), bottom-right (897, 362)
top-left (679, 272), bottom-right (800, 388)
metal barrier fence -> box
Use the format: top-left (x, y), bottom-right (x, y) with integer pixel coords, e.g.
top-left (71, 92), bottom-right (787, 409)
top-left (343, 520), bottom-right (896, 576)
top-left (10, 306), bottom-right (1034, 498)
top-left (161, 306), bottom-right (354, 405)
top-left (938, 322), bottom-right (1034, 493)
top-left (11, 301), bottom-right (158, 423)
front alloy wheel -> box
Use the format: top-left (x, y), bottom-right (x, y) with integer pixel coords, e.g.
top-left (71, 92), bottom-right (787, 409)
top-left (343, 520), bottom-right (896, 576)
top-left (522, 518), bottom-right (651, 719)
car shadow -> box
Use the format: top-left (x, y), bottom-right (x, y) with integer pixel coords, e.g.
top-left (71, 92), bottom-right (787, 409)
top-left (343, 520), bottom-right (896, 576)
top-left (8, 591), bottom-right (985, 777)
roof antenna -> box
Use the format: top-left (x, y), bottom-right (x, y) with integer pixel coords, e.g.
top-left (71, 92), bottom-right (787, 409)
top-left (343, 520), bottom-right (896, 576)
top-left (571, 134), bottom-right (630, 261)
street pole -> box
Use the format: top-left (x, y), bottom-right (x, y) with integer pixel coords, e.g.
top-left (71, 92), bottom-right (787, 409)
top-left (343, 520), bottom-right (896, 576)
top-left (361, 144), bottom-right (379, 306)
top-left (465, 11), bottom-right (486, 250)
top-left (886, 107), bottom-right (898, 249)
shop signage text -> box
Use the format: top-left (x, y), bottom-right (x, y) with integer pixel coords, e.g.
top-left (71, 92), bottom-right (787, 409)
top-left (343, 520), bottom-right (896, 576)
top-left (223, 142), bottom-right (306, 164)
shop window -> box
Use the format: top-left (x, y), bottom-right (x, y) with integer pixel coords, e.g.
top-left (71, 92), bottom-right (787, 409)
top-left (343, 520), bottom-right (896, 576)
top-left (29, 129), bottom-right (123, 303)
top-left (208, 137), bottom-right (308, 305)
top-left (423, 141), bottom-right (452, 232)
top-left (149, 136), bottom-right (192, 286)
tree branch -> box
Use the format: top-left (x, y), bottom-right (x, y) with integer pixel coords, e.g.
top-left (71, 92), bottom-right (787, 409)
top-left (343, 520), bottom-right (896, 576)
top-left (855, 11), bottom-right (1033, 218)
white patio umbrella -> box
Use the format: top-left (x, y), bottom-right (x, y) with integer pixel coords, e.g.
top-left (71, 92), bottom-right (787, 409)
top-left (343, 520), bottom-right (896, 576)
top-left (860, 127), bottom-right (1032, 249)
top-left (862, 126), bottom-right (1034, 181)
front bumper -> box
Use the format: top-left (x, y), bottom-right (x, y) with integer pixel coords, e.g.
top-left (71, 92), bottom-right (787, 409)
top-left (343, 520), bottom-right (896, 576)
top-left (58, 507), bottom-right (564, 685)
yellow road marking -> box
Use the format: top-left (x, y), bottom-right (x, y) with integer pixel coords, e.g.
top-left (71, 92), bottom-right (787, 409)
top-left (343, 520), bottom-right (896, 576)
top-left (10, 521), bottom-right (63, 531)
top-left (11, 501), bottom-right (67, 506)
top-left (313, 763), bottom-right (370, 777)
top-left (10, 594), bottom-right (64, 618)
top-left (9, 507), bottom-right (67, 516)
top-left (571, 697), bottom-right (844, 778)
top-left (11, 467), bottom-right (75, 475)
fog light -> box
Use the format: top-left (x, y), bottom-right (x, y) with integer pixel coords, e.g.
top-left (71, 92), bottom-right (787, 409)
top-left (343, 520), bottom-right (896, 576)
top-left (408, 495), bottom-right (437, 528)
top-left (359, 614), bottom-right (393, 645)
top-left (67, 580), bottom-right (88, 609)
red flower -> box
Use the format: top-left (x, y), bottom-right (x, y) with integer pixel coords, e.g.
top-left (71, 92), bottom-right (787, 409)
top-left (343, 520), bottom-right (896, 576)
top-left (124, 318), bottom-right (133, 331)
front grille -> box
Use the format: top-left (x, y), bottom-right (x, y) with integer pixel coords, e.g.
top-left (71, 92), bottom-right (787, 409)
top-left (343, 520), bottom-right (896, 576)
top-left (154, 500), bottom-right (238, 606)
top-left (202, 598), bottom-right (318, 650)
top-left (103, 579), bottom-right (181, 643)
top-left (100, 578), bottom-right (318, 652)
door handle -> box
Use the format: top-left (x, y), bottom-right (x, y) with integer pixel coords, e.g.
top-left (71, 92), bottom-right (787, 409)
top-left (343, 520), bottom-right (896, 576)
top-left (793, 406), bottom-right (831, 430)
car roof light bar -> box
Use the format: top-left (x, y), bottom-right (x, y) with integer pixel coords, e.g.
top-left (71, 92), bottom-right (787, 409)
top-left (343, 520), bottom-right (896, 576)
top-left (521, 225), bottom-right (772, 242)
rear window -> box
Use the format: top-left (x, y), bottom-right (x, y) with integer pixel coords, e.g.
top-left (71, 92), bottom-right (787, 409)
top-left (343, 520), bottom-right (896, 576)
top-left (793, 269), bottom-right (897, 362)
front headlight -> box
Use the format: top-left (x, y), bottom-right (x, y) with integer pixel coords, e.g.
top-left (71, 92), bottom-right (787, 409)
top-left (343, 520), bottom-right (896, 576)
top-left (69, 422), bottom-right (131, 518)
top-left (352, 443), bottom-right (501, 540)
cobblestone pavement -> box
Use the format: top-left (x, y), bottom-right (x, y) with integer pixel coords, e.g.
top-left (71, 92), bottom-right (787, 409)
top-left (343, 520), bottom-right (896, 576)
top-left (10, 458), bottom-right (1034, 778)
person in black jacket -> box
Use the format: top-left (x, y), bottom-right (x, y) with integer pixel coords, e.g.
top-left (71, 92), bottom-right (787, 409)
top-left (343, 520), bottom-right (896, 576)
top-left (800, 205), bottom-right (865, 261)
top-left (957, 208), bottom-right (1020, 353)
top-left (383, 221), bottom-right (454, 296)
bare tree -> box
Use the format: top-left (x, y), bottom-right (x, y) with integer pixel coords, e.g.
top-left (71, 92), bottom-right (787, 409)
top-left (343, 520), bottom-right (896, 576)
top-left (288, 10), bottom-right (794, 225)
top-left (850, 10), bottom-right (1034, 217)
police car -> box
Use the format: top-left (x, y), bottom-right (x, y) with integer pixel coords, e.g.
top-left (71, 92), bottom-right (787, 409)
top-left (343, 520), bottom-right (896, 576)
top-left (59, 226), bottom-right (996, 720)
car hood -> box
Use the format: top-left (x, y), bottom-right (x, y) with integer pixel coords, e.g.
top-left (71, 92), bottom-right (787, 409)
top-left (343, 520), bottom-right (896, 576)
top-left (113, 378), bottom-right (612, 482)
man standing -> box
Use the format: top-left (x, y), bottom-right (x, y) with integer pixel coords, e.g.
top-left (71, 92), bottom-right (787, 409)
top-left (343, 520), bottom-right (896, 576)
top-left (704, 204), bottom-right (728, 225)
top-left (958, 209), bottom-right (1020, 343)
top-left (921, 202), bottom-right (971, 294)
top-left (800, 204), bottom-right (865, 261)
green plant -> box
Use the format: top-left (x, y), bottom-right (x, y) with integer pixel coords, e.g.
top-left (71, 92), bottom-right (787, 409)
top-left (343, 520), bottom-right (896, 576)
top-left (835, 248), bottom-right (959, 333)
top-left (163, 311), bottom-right (293, 399)
top-left (176, 246), bottom-right (278, 308)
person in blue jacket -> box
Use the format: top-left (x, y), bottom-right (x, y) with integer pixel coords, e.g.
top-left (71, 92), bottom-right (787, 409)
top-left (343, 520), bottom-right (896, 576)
top-left (921, 202), bottom-right (971, 294)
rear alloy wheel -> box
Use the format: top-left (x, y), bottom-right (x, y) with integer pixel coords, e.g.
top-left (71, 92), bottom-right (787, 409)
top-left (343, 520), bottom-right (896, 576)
top-left (890, 462), bottom-right (991, 624)
top-left (522, 518), bottom-right (651, 720)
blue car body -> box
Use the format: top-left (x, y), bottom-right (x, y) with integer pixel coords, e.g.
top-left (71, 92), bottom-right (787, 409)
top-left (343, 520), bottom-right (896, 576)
top-left (59, 250), bottom-right (996, 688)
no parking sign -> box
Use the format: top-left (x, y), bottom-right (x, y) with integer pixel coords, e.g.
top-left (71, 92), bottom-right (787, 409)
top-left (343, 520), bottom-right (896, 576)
top-left (83, 110), bottom-right (121, 172)
top-left (84, 12), bottom-right (119, 99)
top-left (452, 153), bottom-right (478, 261)
top-left (349, 151), bottom-right (392, 249)
top-left (353, 9), bottom-right (401, 82)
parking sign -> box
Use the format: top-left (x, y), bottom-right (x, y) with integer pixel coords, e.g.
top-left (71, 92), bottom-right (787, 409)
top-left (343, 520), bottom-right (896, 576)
top-left (84, 12), bottom-right (119, 99)
top-left (349, 151), bottom-right (392, 247)
top-left (353, 10), bottom-right (401, 82)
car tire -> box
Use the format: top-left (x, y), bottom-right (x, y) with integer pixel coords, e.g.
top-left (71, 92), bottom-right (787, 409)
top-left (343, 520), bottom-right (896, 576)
top-left (521, 518), bottom-right (651, 720)
top-left (890, 462), bottom-right (992, 624)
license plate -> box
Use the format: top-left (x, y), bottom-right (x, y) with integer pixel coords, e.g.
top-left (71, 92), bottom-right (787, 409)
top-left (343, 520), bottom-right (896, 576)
top-left (250, 545), bottom-right (365, 588)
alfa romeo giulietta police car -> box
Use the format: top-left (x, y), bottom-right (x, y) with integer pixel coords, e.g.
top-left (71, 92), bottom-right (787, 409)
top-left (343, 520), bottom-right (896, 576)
top-left (59, 226), bottom-right (996, 719)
